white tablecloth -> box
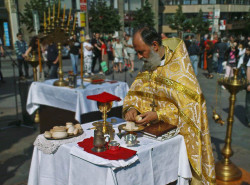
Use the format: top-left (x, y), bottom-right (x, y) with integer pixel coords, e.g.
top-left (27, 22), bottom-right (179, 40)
top-left (26, 79), bottom-right (129, 122)
top-left (28, 118), bottom-right (192, 185)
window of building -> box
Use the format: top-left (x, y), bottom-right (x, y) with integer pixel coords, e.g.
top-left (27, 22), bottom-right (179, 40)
top-left (209, 0), bottom-right (216, 4)
top-left (183, 0), bottom-right (191, 4)
top-left (163, 0), bottom-right (173, 5)
top-left (201, 0), bottom-right (208, 4)
top-left (191, 0), bottom-right (198, 4)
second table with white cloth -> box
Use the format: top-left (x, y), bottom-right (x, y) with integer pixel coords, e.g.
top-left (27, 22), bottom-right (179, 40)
top-left (26, 79), bottom-right (129, 123)
top-left (28, 117), bottom-right (192, 185)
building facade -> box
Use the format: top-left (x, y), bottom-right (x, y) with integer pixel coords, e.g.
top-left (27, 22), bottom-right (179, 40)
top-left (159, 0), bottom-right (250, 36)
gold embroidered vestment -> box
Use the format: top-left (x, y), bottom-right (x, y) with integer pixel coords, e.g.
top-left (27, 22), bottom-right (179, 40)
top-left (122, 38), bottom-right (216, 184)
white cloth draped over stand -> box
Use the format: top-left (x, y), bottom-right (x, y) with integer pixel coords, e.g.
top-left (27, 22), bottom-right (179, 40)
top-left (26, 79), bottom-right (129, 122)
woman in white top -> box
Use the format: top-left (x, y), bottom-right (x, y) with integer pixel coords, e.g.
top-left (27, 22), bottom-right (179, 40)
top-left (112, 37), bottom-right (124, 73)
top-left (237, 43), bottom-right (246, 68)
top-left (83, 35), bottom-right (94, 75)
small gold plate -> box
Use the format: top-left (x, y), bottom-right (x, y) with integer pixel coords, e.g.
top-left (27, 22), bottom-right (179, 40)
top-left (118, 124), bottom-right (145, 132)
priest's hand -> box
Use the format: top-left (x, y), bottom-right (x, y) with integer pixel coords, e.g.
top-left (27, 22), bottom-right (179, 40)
top-left (136, 111), bottom-right (158, 125)
top-left (125, 108), bottom-right (138, 122)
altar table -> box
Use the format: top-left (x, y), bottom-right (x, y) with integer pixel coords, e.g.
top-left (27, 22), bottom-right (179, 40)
top-left (28, 118), bottom-right (192, 185)
top-left (26, 79), bottom-right (129, 132)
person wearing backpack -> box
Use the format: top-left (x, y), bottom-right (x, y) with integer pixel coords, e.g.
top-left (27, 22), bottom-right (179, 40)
top-left (14, 33), bottom-right (29, 80)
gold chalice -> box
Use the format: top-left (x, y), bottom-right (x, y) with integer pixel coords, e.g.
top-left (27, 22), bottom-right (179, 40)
top-left (96, 101), bottom-right (113, 135)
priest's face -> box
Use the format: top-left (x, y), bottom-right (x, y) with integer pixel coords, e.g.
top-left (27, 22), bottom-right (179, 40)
top-left (133, 32), bottom-right (161, 71)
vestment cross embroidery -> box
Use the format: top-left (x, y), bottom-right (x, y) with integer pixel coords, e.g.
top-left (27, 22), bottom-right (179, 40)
top-left (150, 99), bottom-right (157, 112)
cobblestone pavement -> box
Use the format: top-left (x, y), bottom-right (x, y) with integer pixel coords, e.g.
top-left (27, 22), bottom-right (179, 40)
top-left (0, 52), bottom-right (249, 185)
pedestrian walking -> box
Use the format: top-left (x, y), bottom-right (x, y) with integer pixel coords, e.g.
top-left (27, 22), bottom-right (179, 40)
top-left (69, 34), bottom-right (80, 75)
top-left (125, 34), bottom-right (136, 72)
top-left (224, 42), bottom-right (239, 78)
top-left (188, 38), bottom-right (200, 76)
top-left (83, 35), bottom-right (93, 76)
top-left (47, 42), bottom-right (59, 79)
top-left (14, 33), bottom-right (29, 80)
top-left (91, 33), bottom-right (102, 74)
top-left (112, 37), bottom-right (124, 73)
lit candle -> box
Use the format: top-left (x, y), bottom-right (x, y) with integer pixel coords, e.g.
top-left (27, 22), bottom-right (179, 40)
top-left (53, 4), bottom-right (55, 21)
top-left (57, 0), bottom-right (60, 18)
top-left (73, 13), bottom-right (76, 30)
top-left (37, 39), bottom-right (42, 73)
top-left (67, 8), bottom-right (71, 27)
top-left (62, 4), bottom-right (66, 21)
top-left (80, 42), bottom-right (83, 79)
top-left (48, 7), bottom-right (51, 25)
top-left (44, 12), bottom-right (46, 29)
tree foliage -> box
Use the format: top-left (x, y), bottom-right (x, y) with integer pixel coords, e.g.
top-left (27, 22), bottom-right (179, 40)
top-left (19, 0), bottom-right (48, 33)
top-left (165, 5), bottom-right (192, 37)
top-left (88, 1), bottom-right (121, 34)
top-left (243, 10), bottom-right (250, 35)
top-left (132, 0), bottom-right (155, 28)
top-left (191, 9), bottom-right (209, 35)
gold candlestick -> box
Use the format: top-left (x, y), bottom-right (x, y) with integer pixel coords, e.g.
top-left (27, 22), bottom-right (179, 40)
top-left (52, 4), bottom-right (55, 30)
top-left (66, 8), bottom-right (71, 34)
top-left (48, 7), bottom-right (51, 33)
top-left (53, 42), bottom-right (69, 87)
top-left (57, 0), bottom-right (60, 18)
top-left (44, 12), bottom-right (47, 35)
top-left (216, 69), bottom-right (246, 181)
top-left (71, 13), bottom-right (76, 36)
top-left (61, 4), bottom-right (66, 28)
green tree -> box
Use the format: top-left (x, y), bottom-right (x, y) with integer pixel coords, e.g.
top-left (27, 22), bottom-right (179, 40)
top-left (165, 5), bottom-right (192, 38)
top-left (19, 0), bottom-right (48, 32)
top-left (191, 9), bottom-right (209, 40)
top-left (243, 10), bottom-right (250, 35)
top-left (132, 0), bottom-right (155, 28)
top-left (88, 1), bottom-right (121, 34)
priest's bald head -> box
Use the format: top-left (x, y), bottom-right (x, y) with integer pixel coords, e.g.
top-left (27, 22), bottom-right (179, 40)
top-left (133, 26), bottom-right (165, 71)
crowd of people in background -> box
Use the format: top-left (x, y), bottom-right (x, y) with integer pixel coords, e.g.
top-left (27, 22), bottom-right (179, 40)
top-left (183, 33), bottom-right (250, 80)
top-left (183, 33), bottom-right (250, 126)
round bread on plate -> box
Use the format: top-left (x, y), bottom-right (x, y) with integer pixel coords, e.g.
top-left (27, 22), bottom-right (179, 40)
top-left (53, 126), bottom-right (66, 132)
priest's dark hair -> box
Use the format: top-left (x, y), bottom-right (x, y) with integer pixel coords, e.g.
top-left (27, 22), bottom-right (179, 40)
top-left (133, 25), bottom-right (162, 46)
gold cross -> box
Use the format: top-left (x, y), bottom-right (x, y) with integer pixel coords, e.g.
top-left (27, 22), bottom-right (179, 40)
top-left (150, 99), bottom-right (157, 112)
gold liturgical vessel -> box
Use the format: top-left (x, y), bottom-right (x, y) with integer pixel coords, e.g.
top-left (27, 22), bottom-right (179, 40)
top-left (215, 69), bottom-right (246, 181)
top-left (96, 102), bottom-right (114, 137)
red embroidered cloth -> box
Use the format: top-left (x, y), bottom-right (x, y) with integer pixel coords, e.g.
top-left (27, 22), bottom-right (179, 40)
top-left (86, 92), bottom-right (121, 103)
top-left (78, 137), bottom-right (137, 160)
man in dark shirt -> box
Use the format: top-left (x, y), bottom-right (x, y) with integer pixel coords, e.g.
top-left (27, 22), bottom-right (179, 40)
top-left (91, 33), bottom-right (102, 73)
top-left (188, 37), bottom-right (200, 75)
top-left (216, 37), bottom-right (228, 73)
top-left (14, 33), bottom-right (29, 79)
top-left (184, 35), bottom-right (191, 52)
top-left (47, 42), bottom-right (59, 79)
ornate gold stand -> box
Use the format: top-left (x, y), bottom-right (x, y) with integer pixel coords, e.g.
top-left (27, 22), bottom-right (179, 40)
top-left (216, 69), bottom-right (246, 181)
top-left (53, 42), bottom-right (69, 87)
top-left (26, 52), bottom-right (40, 123)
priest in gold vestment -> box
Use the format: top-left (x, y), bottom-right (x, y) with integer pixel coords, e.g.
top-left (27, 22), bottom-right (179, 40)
top-left (123, 26), bottom-right (216, 184)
